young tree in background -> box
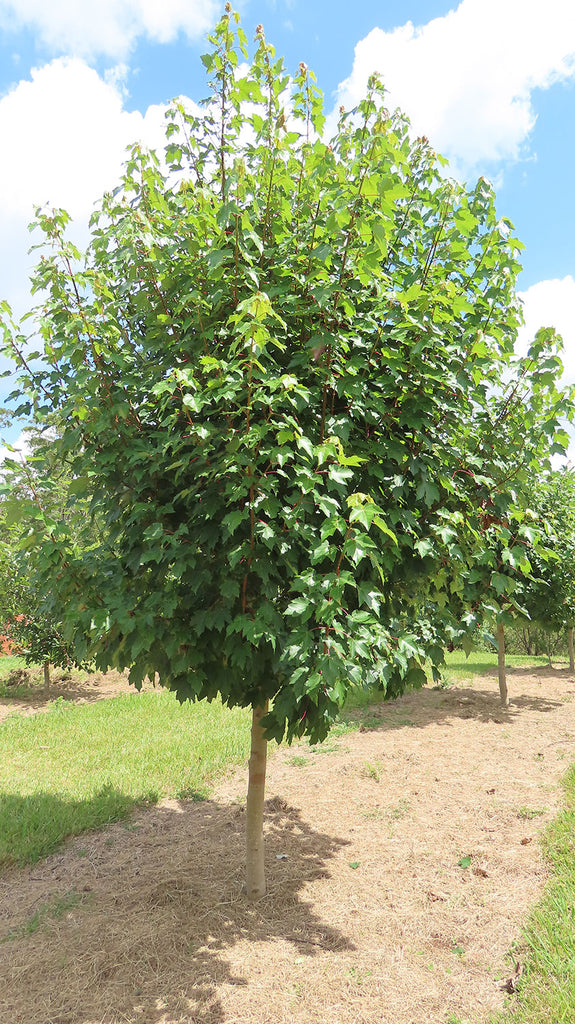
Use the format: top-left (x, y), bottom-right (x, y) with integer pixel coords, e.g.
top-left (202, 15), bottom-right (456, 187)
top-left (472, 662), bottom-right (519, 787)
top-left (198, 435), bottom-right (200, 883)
top-left (0, 425), bottom-right (85, 686)
top-left (1, 8), bottom-right (572, 896)
top-left (521, 469), bottom-right (575, 670)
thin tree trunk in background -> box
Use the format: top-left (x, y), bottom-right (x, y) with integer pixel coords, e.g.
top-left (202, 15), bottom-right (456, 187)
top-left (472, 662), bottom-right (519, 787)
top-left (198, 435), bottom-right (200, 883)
top-left (497, 622), bottom-right (508, 707)
top-left (546, 633), bottom-right (552, 668)
top-left (569, 626), bottom-right (574, 672)
top-left (246, 700), bottom-right (269, 900)
top-left (522, 627), bottom-right (532, 656)
top-left (43, 660), bottom-right (50, 693)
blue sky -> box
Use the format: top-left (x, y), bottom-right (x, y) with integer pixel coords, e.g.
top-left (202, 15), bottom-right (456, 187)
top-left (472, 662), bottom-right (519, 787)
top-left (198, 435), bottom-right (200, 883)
top-left (0, 0), bottom-right (574, 453)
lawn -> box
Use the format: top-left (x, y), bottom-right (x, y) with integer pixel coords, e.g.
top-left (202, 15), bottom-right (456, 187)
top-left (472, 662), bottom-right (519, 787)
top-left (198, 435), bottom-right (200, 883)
top-left (0, 686), bottom-right (251, 866)
top-left (443, 649), bottom-right (553, 681)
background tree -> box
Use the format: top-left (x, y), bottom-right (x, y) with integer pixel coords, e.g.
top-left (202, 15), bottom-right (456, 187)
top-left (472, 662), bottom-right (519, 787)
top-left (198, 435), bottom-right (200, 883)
top-left (1, 8), bottom-right (572, 897)
top-left (457, 484), bottom-right (552, 706)
top-left (519, 468), bottom-right (575, 669)
top-left (0, 424), bottom-right (85, 686)
top-left (460, 519), bottom-right (537, 708)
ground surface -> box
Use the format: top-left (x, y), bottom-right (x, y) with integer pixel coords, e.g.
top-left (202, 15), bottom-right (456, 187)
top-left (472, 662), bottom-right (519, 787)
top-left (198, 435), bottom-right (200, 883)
top-left (2, 665), bottom-right (575, 1024)
top-left (0, 668), bottom-right (137, 723)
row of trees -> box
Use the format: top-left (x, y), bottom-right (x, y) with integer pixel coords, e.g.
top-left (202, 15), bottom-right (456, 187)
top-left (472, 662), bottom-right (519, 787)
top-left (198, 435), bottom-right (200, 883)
top-left (1, 7), bottom-right (574, 896)
top-left (0, 422), bottom-right (82, 686)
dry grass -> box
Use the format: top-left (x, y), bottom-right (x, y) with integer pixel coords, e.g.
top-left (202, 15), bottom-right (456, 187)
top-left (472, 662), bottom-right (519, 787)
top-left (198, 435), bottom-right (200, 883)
top-left (2, 664), bottom-right (575, 1023)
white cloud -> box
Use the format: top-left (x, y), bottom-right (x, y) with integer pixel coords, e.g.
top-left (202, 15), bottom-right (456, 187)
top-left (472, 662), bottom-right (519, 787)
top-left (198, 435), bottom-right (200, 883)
top-left (0, 0), bottom-right (218, 60)
top-left (0, 430), bottom-right (31, 466)
top-left (0, 56), bottom-right (200, 405)
top-left (518, 276), bottom-right (575, 383)
top-left (0, 55), bottom-right (194, 333)
top-left (333, 0), bottom-right (575, 176)
top-left (0, 57), bottom-right (167, 222)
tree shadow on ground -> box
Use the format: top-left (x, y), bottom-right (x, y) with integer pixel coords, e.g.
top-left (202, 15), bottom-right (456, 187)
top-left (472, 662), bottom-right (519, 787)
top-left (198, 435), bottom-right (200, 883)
top-left (341, 677), bottom-right (570, 733)
top-left (0, 787), bottom-right (146, 869)
top-left (0, 791), bottom-right (353, 1024)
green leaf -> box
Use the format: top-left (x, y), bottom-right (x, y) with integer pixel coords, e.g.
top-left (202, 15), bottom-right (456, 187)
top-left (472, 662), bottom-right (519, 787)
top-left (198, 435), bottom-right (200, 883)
top-left (285, 597), bottom-right (310, 617)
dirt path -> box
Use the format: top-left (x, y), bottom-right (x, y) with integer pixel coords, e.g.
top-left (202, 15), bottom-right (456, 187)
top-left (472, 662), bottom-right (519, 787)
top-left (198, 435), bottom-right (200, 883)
top-left (2, 666), bottom-right (575, 1024)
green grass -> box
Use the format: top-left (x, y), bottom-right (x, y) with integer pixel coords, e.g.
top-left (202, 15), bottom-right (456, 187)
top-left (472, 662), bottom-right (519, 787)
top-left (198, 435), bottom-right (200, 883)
top-left (0, 659), bottom-right (390, 868)
top-left (0, 690), bottom-right (251, 867)
top-left (0, 655), bottom-right (27, 677)
top-left (442, 650), bottom-right (551, 682)
top-left (486, 763), bottom-right (575, 1024)
top-left (0, 655), bottom-right (47, 697)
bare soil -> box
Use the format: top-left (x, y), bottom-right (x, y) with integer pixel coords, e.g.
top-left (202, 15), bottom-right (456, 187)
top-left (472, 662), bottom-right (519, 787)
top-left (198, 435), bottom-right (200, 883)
top-left (2, 664), bottom-right (575, 1024)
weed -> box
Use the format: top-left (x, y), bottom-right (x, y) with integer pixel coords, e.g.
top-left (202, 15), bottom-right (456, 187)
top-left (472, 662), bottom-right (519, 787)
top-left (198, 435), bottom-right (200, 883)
top-left (517, 807), bottom-right (546, 821)
top-left (360, 761), bottom-right (383, 782)
top-left (347, 966), bottom-right (372, 985)
top-left (308, 740), bottom-right (341, 755)
top-left (388, 716), bottom-right (415, 729)
top-left (0, 680), bottom-right (34, 699)
top-left (1, 892), bottom-right (91, 942)
top-left (358, 713), bottom-right (382, 731)
top-left (287, 755), bottom-right (308, 768)
top-left (359, 805), bottom-right (385, 820)
top-left (388, 797), bottom-right (410, 820)
top-left (330, 719), bottom-right (359, 737)
top-left (434, 674), bottom-right (454, 690)
top-left (175, 786), bottom-right (208, 801)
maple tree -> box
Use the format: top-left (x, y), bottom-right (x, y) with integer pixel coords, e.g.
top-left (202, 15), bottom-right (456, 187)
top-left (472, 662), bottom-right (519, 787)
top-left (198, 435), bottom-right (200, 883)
top-left (1, 8), bottom-right (572, 895)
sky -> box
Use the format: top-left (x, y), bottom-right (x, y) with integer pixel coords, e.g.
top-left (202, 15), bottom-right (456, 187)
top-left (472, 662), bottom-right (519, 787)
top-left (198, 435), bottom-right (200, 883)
top-left (0, 0), bottom-right (574, 455)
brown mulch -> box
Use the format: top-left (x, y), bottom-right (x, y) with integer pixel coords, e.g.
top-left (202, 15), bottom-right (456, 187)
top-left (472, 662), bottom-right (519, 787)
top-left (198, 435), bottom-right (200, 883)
top-left (2, 665), bottom-right (575, 1024)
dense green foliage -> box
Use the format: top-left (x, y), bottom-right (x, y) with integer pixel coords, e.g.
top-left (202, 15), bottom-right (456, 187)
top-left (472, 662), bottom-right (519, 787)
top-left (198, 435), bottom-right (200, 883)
top-left (1, 10), bottom-right (572, 743)
top-left (0, 427), bottom-right (83, 670)
top-left (520, 469), bottom-right (575, 637)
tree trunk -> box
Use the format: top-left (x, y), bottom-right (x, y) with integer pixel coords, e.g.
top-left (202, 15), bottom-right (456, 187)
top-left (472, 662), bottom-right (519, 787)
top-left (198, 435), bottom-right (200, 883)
top-left (545, 633), bottom-right (552, 668)
top-left (522, 627), bottom-right (532, 656)
top-left (569, 626), bottom-right (574, 673)
top-left (43, 660), bottom-right (51, 693)
top-left (497, 622), bottom-right (508, 707)
top-left (245, 701), bottom-right (269, 900)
